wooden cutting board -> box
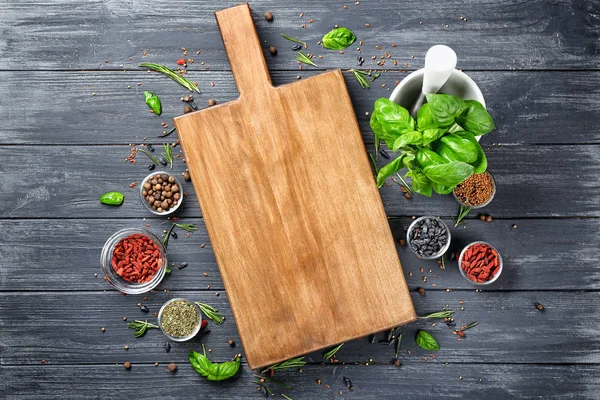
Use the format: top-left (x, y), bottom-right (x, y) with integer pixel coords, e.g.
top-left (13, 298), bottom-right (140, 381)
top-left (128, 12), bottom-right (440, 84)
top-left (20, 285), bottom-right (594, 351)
top-left (174, 3), bottom-right (415, 370)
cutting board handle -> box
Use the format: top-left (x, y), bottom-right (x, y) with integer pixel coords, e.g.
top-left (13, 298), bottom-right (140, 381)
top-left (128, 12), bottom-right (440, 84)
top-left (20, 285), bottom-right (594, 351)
top-left (215, 3), bottom-right (272, 96)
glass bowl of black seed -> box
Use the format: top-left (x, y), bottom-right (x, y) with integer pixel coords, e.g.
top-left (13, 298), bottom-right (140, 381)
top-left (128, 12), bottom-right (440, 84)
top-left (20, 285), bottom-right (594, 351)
top-left (406, 216), bottom-right (451, 259)
top-left (140, 171), bottom-right (184, 215)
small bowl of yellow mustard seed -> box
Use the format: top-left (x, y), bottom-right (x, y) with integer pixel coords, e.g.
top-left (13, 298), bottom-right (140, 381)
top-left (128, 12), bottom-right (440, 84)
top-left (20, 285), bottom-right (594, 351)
top-left (453, 171), bottom-right (496, 209)
top-left (158, 298), bottom-right (201, 342)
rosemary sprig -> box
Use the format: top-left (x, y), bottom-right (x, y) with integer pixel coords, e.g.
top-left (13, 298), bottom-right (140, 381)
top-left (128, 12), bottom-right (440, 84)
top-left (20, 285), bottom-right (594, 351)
top-left (322, 343), bottom-right (344, 360)
top-left (253, 375), bottom-right (292, 389)
top-left (395, 172), bottom-right (414, 195)
top-left (282, 395), bottom-right (294, 400)
top-left (261, 357), bottom-right (306, 373)
top-left (139, 62), bottom-right (200, 92)
top-left (254, 382), bottom-right (273, 396)
top-left (127, 320), bottom-right (159, 338)
top-left (195, 302), bottom-right (224, 324)
top-left (417, 310), bottom-right (455, 319)
top-left (138, 148), bottom-right (159, 165)
top-left (349, 69), bottom-right (371, 89)
top-left (440, 253), bottom-right (446, 270)
top-left (280, 33), bottom-right (306, 47)
top-left (162, 223), bottom-right (198, 247)
top-left (371, 72), bottom-right (381, 81)
top-left (161, 144), bottom-right (173, 170)
top-left (296, 51), bottom-right (318, 68)
top-left (368, 153), bottom-right (379, 177)
top-left (395, 331), bottom-right (403, 358)
top-left (453, 204), bottom-right (471, 227)
top-left (460, 321), bottom-right (479, 331)
top-left (158, 127), bottom-right (176, 138)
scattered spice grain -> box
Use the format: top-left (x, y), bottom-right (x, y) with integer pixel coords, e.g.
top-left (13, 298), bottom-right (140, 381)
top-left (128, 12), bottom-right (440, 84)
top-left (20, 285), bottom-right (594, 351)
top-left (123, 361), bottom-right (131, 369)
top-left (168, 363), bottom-right (177, 372)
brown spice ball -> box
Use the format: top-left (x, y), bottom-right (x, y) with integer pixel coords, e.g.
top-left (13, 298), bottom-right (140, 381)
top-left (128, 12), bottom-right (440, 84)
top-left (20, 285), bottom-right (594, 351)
top-left (269, 46), bottom-right (277, 56)
top-left (404, 193), bottom-right (411, 199)
top-left (123, 361), bottom-right (131, 369)
top-left (479, 214), bottom-right (486, 221)
top-left (228, 338), bottom-right (235, 347)
top-left (393, 359), bottom-right (401, 367)
top-left (183, 105), bottom-right (193, 114)
top-left (208, 99), bottom-right (217, 107)
top-left (264, 11), bottom-right (273, 21)
top-left (485, 215), bottom-right (493, 222)
top-left (168, 363), bottom-right (177, 372)
top-left (182, 171), bottom-right (190, 181)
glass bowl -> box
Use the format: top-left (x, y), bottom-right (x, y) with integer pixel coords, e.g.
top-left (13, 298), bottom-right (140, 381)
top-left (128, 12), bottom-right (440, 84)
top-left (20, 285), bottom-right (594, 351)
top-left (453, 171), bottom-right (496, 209)
top-left (158, 298), bottom-right (202, 342)
top-left (406, 216), bottom-right (451, 260)
top-left (139, 171), bottom-right (184, 216)
top-left (100, 228), bottom-right (167, 294)
top-left (458, 241), bottom-right (503, 285)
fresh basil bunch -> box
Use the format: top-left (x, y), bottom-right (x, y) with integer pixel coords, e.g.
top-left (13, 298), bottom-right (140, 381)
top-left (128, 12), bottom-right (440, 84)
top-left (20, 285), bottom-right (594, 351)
top-left (321, 27), bottom-right (356, 50)
top-left (370, 94), bottom-right (494, 196)
top-left (188, 347), bottom-right (241, 381)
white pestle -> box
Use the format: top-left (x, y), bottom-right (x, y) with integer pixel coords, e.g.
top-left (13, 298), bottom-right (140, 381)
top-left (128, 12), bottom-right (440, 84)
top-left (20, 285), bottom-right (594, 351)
top-left (409, 45), bottom-right (457, 118)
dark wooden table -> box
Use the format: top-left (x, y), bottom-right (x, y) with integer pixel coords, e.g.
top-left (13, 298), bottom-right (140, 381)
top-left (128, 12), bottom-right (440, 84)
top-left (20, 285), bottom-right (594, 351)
top-left (1, 1), bottom-right (599, 398)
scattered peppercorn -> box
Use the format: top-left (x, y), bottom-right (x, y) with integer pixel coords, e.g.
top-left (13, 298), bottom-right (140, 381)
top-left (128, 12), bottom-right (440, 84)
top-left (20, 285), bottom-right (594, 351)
top-left (228, 338), bottom-right (235, 347)
top-left (264, 11), bottom-right (273, 21)
top-left (123, 361), bottom-right (131, 369)
top-left (168, 363), bottom-right (177, 372)
top-left (208, 99), bottom-right (217, 107)
top-left (405, 193), bottom-right (412, 200)
top-left (485, 215), bottom-right (493, 222)
top-left (399, 239), bottom-right (406, 246)
top-left (124, 345), bottom-right (129, 350)
top-left (535, 302), bottom-right (544, 311)
top-left (269, 46), bottom-right (277, 56)
top-left (479, 214), bottom-right (486, 221)
top-left (417, 287), bottom-right (426, 296)
top-left (512, 224), bottom-right (518, 229)
top-left (101, 327), bottom-right (106, 332)
top-left (182, 171), bottom-right (191, 181)
top-left (393, 359), bottom-right (401, 367)
top-left (183, 105), bottom-right (193, 114)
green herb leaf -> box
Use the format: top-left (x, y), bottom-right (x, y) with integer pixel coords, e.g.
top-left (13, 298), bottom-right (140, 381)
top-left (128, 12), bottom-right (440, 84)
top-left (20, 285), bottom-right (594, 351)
top-left (282, 395), bottom-right (294, 400)
top-left (322, 343), bottom-right (344, 360)
top-left (262, 357), bottom-right (306, 373)
top-left (395, 331), bottom-right (403, 358)
top-left (415, 329), bottom-right (440, 351)
top-left (417, 310), bottom-right (455, 319)
top-left (99, 191), bottom-right (124, 206)
top-left (425, 93), bottom-right (465, 127)
top-left (416, 148), bottom-right (448, 169)
top-left (435, 133), bottom-right (479, 164)
top-left (456, 100), bottom-right (494, 135)
top-left (392, 131), bottom-right (422, 150)
top-left (128, 320), bottom-right (159, 338)
top-left (195, 302), bottom-right (224, 324)
top-left (406, 169), bottom-right (433, 197)
top-left (350, 69), bottom-right (371, 89)
top-left (163, 223), bottom-right (197, 247)
top-left (295, 51), bottom-right (317, 67)
top-left (321, 27), bottom-right (356, 50)
top-left (138, 148), bottom-right (159, 165)
top-left (370, 98), bottom-right (416, 148)
top-left (417, 103), bottom-right (437, 130)
top-left (453, 204), bottom-right (471, 227)
top-left (376, 153), bottom-right (406, 187)
top-left (280, 33), bottom-right (306, 47)
top-left (452, 131), bottom-right (488, 174)
top-left (188, 346), bottom-right (241, 381)
top-left (144, 91), bottom-right (162, 115)
top-left (161, 144), bottom-right (174, 170)
top-left (139, 62), bottom-right (199, 92)
top-left (433, 183), bottom-right (455, 195)
top-left (422, 128), bottom-right (446, 145)
top-left (422, 161), bottom-right (474, 187)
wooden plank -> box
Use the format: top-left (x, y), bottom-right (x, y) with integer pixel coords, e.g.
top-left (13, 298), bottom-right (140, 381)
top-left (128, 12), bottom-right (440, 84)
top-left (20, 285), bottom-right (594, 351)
top-left (1, 70), bottom-right (600, 145)
top-left (2, 363), bottom-right (599, 399)
top-left (0, 144), bottom-right (598, 218)
top-left (0, 0), bottom-right (598, 71)
top-left (173, 3), bottom-right (414, 370)
top-left (1, 218), bottom-right (600, 292)
top-left (1, 291), bottom-right (599, 365)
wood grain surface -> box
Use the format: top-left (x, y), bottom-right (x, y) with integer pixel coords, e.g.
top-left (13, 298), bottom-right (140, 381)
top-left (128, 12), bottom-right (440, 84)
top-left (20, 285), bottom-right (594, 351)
top-left (1, 0), bottom-right (599, 397)
top-left (174, 3), bottom-right (414, 369)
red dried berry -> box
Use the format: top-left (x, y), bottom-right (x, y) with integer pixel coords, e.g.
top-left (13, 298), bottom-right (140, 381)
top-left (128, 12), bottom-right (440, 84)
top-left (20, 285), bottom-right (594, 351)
top-left (176, 58), bottom-right (187, 65)
top-left (200, 319), bottom-right (208, 331)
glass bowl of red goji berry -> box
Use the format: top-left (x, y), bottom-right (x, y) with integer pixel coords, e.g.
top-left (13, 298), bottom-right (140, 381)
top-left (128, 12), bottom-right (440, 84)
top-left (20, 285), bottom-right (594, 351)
top-left (101, 228), bottom-right (167, 294)
top-left (458, 241), bottom-right (503, 285)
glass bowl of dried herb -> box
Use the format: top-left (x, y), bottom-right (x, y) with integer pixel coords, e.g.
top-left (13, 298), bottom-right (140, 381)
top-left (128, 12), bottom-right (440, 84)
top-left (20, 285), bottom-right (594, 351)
top-left (158, 298), bottom-right (202, 342)
top-left (101, 228), bottom-right (167, 294)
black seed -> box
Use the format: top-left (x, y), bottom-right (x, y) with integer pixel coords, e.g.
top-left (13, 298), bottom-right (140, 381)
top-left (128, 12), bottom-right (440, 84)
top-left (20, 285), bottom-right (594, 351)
top-left (357, 56), bottom-right (364, 66)
top-left (343, 376), bottom-right (354, 390)
top-left (178, 262), bottom-right (188, 270)
top-left (170, 231), bottom-right (178, 239)
top-left (292, 44), bottom-right (302, 51)
top-left (368, 334), bottom-right (376, 344)
top-left (379, 149), bottom-right (390, 159)
top-left (189, 102), bottom-right (198, 110)
top-left (159, 158), bottom-right (167, 166)
top-left (148, 164), bottom-right (156, 170)
top-left (140, 304), bottom-right (149, 313)
top-left (147, 144), bottom-right (155, 152)
top-left (164, 342), bottom-right (171, 353)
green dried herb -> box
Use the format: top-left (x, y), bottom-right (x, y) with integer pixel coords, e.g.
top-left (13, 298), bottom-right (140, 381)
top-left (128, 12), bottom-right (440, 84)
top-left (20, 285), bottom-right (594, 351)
top-left (350, 69), bottom-right (371, 89)
top-left (138, 148), bottom-right (159, 165)
top-left (262, 357), bottom-right (306, 373)
top-left (395, 331), bottom-right (403, 358)
top-left (127, 320), bottom-right (159, 338)
top-left (139, 62), bottom-right (200, 92)
top-left (280, 33), bottom-right (306, 47)
top-left (144, 91), bottom-right (162, 115)
top-left (322, 343), bottom-right (344, 360)
top-left (160, 300), bottom-right (200, 338)
top-left (417, 310), bottom-right (455, 319)
top-left (453, 204), bottom-right (471, 227)
top-left (195, 302), bottom-right (225, 324)
top-left (163, 223), bottom-right (198, 247)
top-left (295, 51), bottom-right (318, 68)
top-left (161, 144), bottom-right (173, 170)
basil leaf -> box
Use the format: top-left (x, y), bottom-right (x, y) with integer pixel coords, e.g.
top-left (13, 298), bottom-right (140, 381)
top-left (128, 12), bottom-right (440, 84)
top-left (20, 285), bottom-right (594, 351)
top-left (406, 170), bottom-right (432, 197)
top-left (402, 152), bottom-right (416, 170)
top-left (456, 100), bottom-right (494, 135)
top-left (415, 330), bottom-right (439, 351)
top-left (376, 154), bottom-right (406, 188)
top-left (99, 191), bottom-right (124, 206)
top-left (452, 131), bottom-right (488, 174)
top-left (425, 93), bottom-right (465, 127)
top-left (433, 182), bottom-right (454, 194)
top-left (416, 148), bottom-right (447, 168)
top-left (423, 161), bottom-right (474, 186)
top-left (321, 27), bottom-right (356, 50)
top-left (188, 351), bottom-right (241, 381)
top-left (370, 98), bottom-right (416, 148)
top-left (417, 103), bottom-right (437, 130)
top-left (433, 133), bottom-right (479, 164)
top-left (392, 131), bottom-right (422, 150)
top-left (422, 128), bottom-right (446, 145)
